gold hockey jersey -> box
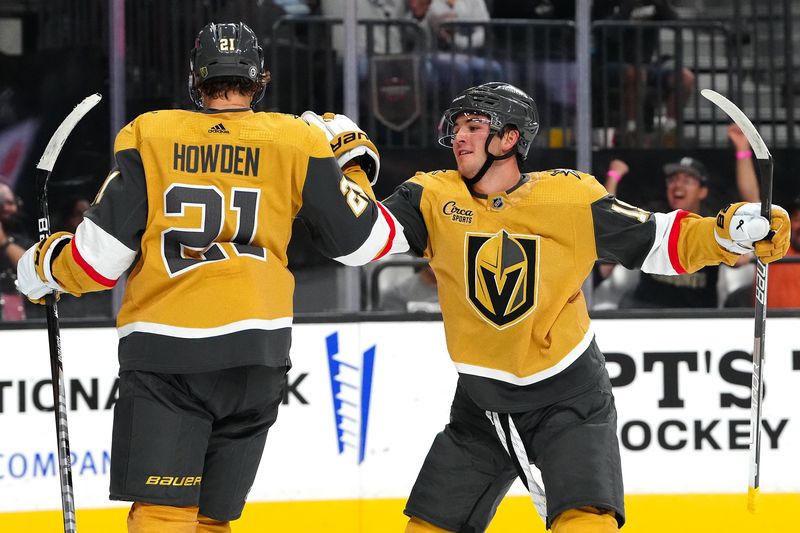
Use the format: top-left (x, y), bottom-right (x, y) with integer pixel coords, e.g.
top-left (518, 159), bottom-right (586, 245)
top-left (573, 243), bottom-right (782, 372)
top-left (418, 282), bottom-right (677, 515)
top-left (48, 108), bottom-right (398, 372)
top-left (383, 168), bottom-right (737, 411)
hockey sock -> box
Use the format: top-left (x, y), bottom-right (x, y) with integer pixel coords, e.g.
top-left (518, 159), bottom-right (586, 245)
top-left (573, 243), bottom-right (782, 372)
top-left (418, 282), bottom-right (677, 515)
top-left (405, 516), bottom-right (455, 533)
top-left (197, 513), bottom-right (232, 533)
top-left (127, 502), bottom-right (199, 533)
top-left (551, 506), bottom-right (618, 533)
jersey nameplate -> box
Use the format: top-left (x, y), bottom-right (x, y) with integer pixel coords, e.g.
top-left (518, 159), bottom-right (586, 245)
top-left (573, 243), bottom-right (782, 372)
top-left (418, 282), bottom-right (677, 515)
top-left (173, 142), bottom-right (260, 177)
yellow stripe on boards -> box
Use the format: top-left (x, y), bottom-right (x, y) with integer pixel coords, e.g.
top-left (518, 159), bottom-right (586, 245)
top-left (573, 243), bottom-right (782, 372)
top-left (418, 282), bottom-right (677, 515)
top-left (0, 493), bottom-right (798, 533)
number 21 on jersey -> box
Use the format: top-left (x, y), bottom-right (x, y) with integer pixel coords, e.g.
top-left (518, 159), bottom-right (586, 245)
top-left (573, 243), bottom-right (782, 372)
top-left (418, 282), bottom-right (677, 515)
top-left (161, 183), bottom-right (265, 277)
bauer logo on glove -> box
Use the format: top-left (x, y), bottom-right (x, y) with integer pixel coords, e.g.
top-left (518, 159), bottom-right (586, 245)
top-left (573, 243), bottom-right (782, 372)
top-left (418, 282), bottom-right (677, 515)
top-left (301, 111), bottom-right (381, 184)
top-left (714, 201), bottom-right (790, 263)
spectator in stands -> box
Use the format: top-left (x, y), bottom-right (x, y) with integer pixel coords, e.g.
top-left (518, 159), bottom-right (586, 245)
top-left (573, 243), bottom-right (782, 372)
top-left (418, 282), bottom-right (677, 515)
top-left (599, 124), bottom-right (759, 308)
top-left (408, 0), bottom-right (503, 95)
top-left (488, 1), bottom-right (578, 145)
top-left (320, 0), bottom-right (406, 77)
top-left (59, 195), bottom-right (92, 233)
top-left (381, 262), bottom-right (440, 312)
top-left (0, 181), bottom-right (32, 320)
top-left (48, 194), bottom-right (113, 319)
top-left (592, 0), bottom-right (695, 147)
top-left (765, 196), bottom-right (800, 308)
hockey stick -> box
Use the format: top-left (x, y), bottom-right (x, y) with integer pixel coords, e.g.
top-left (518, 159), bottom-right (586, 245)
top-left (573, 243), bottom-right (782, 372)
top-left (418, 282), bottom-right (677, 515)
top-left (35, 93), bottom-right (102, 533)
top-left (700, 89), bottom-right (772, 514)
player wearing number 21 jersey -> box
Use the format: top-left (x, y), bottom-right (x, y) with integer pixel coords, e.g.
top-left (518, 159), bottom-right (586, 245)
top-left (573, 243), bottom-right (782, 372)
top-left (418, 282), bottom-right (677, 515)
top-left (32, 107), bottom-right (400, 373)
top-left (15, 21), bottom-right (407, 532)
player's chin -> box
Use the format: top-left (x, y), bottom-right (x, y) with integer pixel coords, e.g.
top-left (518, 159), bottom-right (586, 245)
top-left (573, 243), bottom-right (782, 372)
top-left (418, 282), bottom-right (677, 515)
top-left (460, 169), bottom-right (478, 180)
top-left (456, 162), bottom-right (476, 180)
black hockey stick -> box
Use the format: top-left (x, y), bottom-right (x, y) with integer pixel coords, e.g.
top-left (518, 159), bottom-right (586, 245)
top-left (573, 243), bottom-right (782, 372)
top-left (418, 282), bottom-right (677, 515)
top-left (34, 93), bottom-right (102, 533)
top-left (701, 89), bottom-right (772, 513)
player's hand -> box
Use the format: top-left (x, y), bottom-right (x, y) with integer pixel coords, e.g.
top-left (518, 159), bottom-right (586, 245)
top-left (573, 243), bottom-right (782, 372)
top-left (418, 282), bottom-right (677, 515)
top-left (301, 111), bottom-right (380, 184)
top-left (714, 202), bottom-right (790, 263)
top-left (16, 232), bottom-right (71, 304)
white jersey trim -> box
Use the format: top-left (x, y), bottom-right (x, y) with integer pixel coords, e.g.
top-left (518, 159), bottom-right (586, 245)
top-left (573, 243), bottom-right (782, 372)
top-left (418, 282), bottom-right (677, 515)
top-left (640, 210), bottom-right (681, 275)
top-left (118, 317), bottom-right (293, 339)
top-left (454, 327), bottom-right (594, 386)
top-left (75, 217), bottom-right (137, 280)
top-left (42, 235), bottom-right (72, 291)
top-left (334, 201), bottom-right (409, 266)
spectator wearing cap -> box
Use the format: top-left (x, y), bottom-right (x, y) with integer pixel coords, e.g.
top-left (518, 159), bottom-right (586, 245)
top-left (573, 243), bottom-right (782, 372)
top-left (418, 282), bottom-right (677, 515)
top-left (597, 126), bottom-right (760, 308)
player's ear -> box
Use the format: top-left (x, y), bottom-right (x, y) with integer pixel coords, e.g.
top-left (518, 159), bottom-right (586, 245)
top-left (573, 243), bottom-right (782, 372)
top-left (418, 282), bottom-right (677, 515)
top-left (502, 127), bottom-right (520, 149)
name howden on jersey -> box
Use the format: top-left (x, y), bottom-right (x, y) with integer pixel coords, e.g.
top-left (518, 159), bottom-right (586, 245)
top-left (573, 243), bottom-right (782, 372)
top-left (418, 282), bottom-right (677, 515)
top-left (173, 142), bottom-right (260, 176)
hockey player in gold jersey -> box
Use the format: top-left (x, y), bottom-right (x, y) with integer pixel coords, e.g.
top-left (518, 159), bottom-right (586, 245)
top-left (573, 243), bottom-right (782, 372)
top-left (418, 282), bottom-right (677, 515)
top-left (364, 83), bottom-right (788, 533)
top-left (16, 22), bottom-right (404, 533)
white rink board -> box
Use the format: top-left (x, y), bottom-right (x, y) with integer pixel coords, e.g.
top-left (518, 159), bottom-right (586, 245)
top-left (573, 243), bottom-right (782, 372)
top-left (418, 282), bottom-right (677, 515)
top-left (0, 318), bottom-right (798, 512)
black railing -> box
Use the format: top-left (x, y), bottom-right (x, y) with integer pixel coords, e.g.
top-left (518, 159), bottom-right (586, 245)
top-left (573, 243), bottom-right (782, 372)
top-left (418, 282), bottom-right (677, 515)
top-left (22, 2), bottom-right (800, 149)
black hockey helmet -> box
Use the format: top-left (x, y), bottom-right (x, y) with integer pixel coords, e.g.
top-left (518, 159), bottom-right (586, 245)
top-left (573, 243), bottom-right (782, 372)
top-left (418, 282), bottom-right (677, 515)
top-left (439, 82), bottom-right (539, 159)
top-left (188, 22), bottom-right (266, 108)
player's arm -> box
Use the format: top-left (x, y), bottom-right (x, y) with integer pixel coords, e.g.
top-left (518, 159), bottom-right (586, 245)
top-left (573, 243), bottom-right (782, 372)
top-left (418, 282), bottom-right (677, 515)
top-left (592, 194), bottom-right (790, 274)
top-left (382, 179), bottom-right (429, 258)
top-left (297, 113), bottom-right (409, 265)
top-left (17, 123), bottom-right (145, 301)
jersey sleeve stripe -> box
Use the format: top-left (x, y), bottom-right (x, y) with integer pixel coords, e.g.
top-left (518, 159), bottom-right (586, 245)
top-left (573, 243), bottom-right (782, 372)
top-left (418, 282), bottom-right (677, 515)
top-left (72, 217), bottom-right (137, 285)
top-left (334, 201), bottom-right (409, 265)
top-left (640, 210), bottom-right (687, 275)
top-left (71, 238), bottom-right (117, 287)
top-left (667, 210), bottom-right (689, 274)
top-left (373, 201), bottom-right (397, 260)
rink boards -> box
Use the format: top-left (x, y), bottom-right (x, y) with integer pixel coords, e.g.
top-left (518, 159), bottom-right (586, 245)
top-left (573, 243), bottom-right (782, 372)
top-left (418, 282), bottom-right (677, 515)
top-left (0, 317), bottom-right (798, 532)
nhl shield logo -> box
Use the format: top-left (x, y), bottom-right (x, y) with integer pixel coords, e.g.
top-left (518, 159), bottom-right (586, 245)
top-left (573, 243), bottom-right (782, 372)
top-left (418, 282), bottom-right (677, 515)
top-left (465, 230), bottom-right (539, 329)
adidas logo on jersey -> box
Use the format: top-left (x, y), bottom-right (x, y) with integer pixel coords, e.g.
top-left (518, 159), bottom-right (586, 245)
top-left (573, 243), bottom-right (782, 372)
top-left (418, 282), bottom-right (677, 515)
top-left (208, 123), bottom-right (230, 134)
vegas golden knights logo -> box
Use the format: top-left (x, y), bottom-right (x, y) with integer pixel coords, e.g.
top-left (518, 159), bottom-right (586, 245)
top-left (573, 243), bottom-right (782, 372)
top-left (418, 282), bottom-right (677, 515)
top-left (465, 230), bottom-right (539, 329)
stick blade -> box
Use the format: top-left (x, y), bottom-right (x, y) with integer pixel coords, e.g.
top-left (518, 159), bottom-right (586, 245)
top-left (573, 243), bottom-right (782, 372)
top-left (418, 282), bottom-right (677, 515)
top-left (36, 93), bottom-right (102, 172)
top-left (701, 89), bottom-right (770, 160)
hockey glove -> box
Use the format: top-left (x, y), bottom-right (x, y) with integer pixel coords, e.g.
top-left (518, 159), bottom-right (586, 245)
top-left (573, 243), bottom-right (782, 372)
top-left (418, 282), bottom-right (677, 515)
top-left (301, 111), bottom-right (380, 184)
top-left (714, 202), bottom-right (790, 263)
top-left (16, 232), bottom-right (73, 303)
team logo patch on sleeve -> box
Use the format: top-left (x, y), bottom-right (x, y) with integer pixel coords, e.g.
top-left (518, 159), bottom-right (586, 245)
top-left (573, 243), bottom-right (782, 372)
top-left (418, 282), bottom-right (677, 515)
top-left (465, 230), bottom-right (539, 329)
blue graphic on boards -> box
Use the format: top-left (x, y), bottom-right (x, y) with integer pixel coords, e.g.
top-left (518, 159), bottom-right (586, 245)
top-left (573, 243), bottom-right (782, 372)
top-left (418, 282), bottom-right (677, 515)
top-left (326, 332), bottom-right (376, 464)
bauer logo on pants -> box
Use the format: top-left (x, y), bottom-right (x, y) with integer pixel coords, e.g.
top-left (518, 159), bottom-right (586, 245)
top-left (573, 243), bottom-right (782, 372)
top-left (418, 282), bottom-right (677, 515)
top-left (465, 230), bottom-right (539, 329)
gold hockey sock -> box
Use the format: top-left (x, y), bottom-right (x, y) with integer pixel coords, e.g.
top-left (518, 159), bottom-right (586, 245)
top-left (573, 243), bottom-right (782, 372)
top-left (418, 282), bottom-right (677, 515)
top-left (198, 513), bottom-right (232, 533)
top-left (405, 516), bottom-right (455, 533)
top-left (127, 502), bottom-right (199, 533)
top-left (551, 506), bottom-right (618, 533)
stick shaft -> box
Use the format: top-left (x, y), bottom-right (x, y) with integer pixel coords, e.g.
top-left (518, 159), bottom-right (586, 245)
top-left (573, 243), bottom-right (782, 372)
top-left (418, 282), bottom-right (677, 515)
top-left (36, 167), bottom-right (77, 533)
top-left (700, 89), bottom-right (772, 513)
top-left (748, 157), bottom-right (773, 510)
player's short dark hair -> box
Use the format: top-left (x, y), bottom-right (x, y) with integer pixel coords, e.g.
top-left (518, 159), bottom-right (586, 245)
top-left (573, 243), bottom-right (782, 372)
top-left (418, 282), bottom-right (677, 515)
top-left (198, 74), bottom-right (270, 102)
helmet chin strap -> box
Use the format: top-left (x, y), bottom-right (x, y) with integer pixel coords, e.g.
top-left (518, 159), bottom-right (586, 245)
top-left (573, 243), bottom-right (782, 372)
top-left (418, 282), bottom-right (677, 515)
top-left (463, 133), bottom-right (517, 189)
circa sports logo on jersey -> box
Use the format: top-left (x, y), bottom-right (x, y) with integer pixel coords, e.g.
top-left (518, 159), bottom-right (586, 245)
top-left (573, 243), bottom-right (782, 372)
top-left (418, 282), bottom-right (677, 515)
top-left (441, 200), bottom-right (474, 224)
top-left (465, 230), bottom-right (539, 329)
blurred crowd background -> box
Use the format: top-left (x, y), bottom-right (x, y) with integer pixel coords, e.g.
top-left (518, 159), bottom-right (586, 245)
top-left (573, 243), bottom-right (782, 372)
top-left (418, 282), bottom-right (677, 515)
top-left (0, 0), bottom-right (798, 321)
